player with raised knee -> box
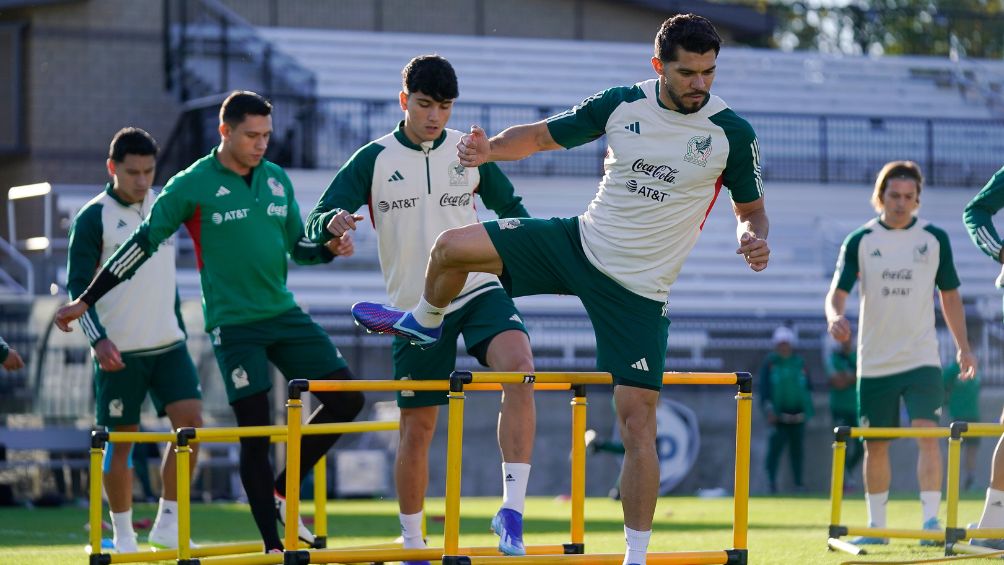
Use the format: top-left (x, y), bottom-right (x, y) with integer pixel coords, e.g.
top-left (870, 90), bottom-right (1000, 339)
top-left (66, 128), bottom-right (203, 552)
top-left (826, 160), bottom-right (976, 546)
top-left (306, 55), bottom-right (535, 561)
top-left (351, 15), bottom-right (770, 565)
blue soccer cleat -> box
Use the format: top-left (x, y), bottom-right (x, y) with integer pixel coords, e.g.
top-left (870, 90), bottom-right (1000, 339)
top-left (491, 508), bottom-right (526, 556)
top-left (351, 302), bottom-right (442, 347)
top-left (849, 523), bottom-right (888, 546)
top-left (919, 517), bottom-right (943, 546)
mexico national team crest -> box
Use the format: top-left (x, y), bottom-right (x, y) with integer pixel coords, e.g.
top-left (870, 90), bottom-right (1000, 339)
top-left (914, 243), bottom-right (929, 263)
top-left (267, 177), bottom-right (285, 197)
top-left (448, 161), bottom-right (468, 186)
top-left (684, 134), bottom-right (713, 167)
top-left (231, 366), bottom-right (250, 389)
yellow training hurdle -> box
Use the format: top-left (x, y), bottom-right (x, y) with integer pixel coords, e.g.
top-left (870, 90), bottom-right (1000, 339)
top-left (945, 422), bottom-right (1004, 556)
top-left (277, 371), bottom-right (752, 565)
top-left (827, 424), bottom-right (961, 555)
top-left (85, 419), bottom-right (398, 565)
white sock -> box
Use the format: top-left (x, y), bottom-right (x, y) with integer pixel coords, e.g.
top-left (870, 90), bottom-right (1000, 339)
top-left (154, 498), bottom-right (178, 526)
top-left (110, 509), bottom-right (135, 540)
top-left (866, 491), bottom-right (889, 528)
top-left (411, 296), bottom-right (446, 328)
top-left (979, 488), bottom-right (1004, 528)
top-left (399, 511), bottom-right (425, 548)
top-left (623, 526), bottom-right (651, 565)
top-left (920, 490), bottom-right (941, 523)
top-left (501, 462), bottom-right (531, 514)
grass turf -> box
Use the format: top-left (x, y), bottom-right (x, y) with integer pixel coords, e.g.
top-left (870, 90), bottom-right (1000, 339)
top-left (0, 494), bottom-right (999, 564)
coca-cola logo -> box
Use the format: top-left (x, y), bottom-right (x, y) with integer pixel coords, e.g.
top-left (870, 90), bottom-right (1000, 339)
top-left (881, 268), bottom-right (913, 280)
top-left (632, 159), bottom-right (679, 184)
top-left (440, 193), bottom-right (472, 207)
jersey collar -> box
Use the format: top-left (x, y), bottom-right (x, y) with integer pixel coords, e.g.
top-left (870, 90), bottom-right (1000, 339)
top-left (393, 121), bottom-right (448, 151)
top-left (877, 216), bottom-right (918, 230)
top-left (105, 182), bottom-right (141, 208)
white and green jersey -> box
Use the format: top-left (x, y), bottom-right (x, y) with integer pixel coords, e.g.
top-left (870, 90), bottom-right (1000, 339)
top-left (831, 217), bottom-right (960, 378)
top-left (546, 78), bottom-right (763, 302)
top-left (305, 124), bottom-right (528, 312)
top-left (67, 184), bottom-right (185, 352)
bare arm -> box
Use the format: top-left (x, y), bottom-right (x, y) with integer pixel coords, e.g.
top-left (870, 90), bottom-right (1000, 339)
top-left (940, 288), bottom-right (977, 379)
top-left (733, 197), bottom-right (770, 272)
top-left (825, 287), bottom-right (851, 343)
top-left (457, 122), bottom-right (562, 167)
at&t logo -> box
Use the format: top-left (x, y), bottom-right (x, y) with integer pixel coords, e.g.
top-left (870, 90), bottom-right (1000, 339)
top-left (378, 198), bottom-right (419, 212)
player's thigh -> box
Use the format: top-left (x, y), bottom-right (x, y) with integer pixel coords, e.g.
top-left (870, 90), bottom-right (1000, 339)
top-left (583, 277), bottom-right (668, 392)
top-left (858, 374), bottom-right (906, 430)
top-left (901, 366), bottom-right (944, 422)
top-left (94, 354), bottom-right (155, 427)
top-left (266, 308), bottom-right (348, 381)
top-left (459, 290), bottom-right (531, 370)
top-left (483, 217), bottom-right (582, 297)
top-left (212, 323), bottom-right (272, 404)
top-left (148, 344), bottom-right (202, 419)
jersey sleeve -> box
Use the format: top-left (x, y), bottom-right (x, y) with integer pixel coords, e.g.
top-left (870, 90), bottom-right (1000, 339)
top-left (79, 177), bottom-right (193, 306)
top-left (476, 162), bottom-right (528, 218)
top-left (305, 142), bottom-right (384, 244)
top-left (832, 228), bottom-right (868, 293)
top-left (709, 109), bottom-right (763, 204)
top-left (281, 171), bottom-right (335, 265)
top-left (66, 203), bottom-right (108, 345)
top-left (546, 86), bottom-right (638, 149)
top-left (964, 165), bottom-right (1004, 262)
top-left (925, 224), bottom-right (961, 291)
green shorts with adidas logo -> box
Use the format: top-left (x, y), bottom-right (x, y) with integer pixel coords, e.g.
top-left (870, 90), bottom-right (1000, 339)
top-left (858, 365), bottom-right (944, 435)
top-left (393, 288), bottom-right (527, 408)
top-left (483, 216), bottom-right (669, 391)
top-left (94, 341), bottom-right (201, 427)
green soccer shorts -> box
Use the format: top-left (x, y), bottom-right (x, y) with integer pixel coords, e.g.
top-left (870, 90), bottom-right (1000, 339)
top-left (94, 341), bottom-right (201, 427)
top-left (393, 288), bottom-right (527, 408)
top-left (484, 216), bottom-right (669, 391)
top-left (858, 366), bottom-right (944, 435)
top-left (211, 307), bottom-right (348, 404)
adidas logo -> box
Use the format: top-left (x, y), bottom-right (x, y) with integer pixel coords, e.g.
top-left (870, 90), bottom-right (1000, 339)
top-left (624, 121), bottom-right (641, 134)
top-left (871, 249), bottom-right (882, 257)
top-left (388, 170), bottom-right (404, 182)
top-left (509, 314), bottom-right (522, 324)
top-left (630, 357), bottom-right (649, 371)
top-left (505, 473), bottom-right (515, 482)
top-left (216, 186), bottom-right (230, 197)
top-left (994, 501), bottom-right (1004, 508)
top-left (116, 219), bottom-right (128, 229)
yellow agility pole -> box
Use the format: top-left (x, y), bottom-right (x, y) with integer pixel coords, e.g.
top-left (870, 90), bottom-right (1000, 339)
top-left (443, 372), bottom-right (468, 557)
top-left (305, 543), bottom-right (572, 564)
top-left (733, 375), bottom-right (752, 551)
top-left (87, 431), bottom-right (105, 557)
top-left (306, 380), bottom-right (570, 392)
top-left (177, 428), bottom-right (195, 564)
top-left (570, 386), bottom-right (587, 549)
top-left (284, 392), bottom-right (304, 554)
top-left (946, 423), bottom-right (963, 541)
top-left (828, 426), bottom-right (850, 552)
top-left (848, 427), bottom-right (950, 439)
top-left (456, 551), bottom-right (733, 564)
top-left (313, 457), bottom-right (327, 546)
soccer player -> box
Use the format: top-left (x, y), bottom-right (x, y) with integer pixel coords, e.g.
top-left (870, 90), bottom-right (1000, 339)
top-left (826, 160), bottom-right (976, 545)
top-left (962, 166), bottom-right (1004, 548)
top-left (53, 92), bottom-right (364, 554)
top-left (65, 128), bottom-right (204, 552)
top-left (305, 55), bottom-right (535, 561)
top-left (0, 336), bottom-right (24, 371)
top-left (826, 334), bottom-right (863, 489)
top-left (760, 325), bottom-right (813, 494)
top-left (352, 15), bottom-right (769, 565)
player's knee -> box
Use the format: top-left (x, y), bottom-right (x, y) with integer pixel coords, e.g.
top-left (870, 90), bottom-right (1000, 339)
top-left (431, 228), bottom-right (465, 267)
top-left (620, 414), bottom-right (657, 448)
top-left (400, 410), bottom-right (437, 443)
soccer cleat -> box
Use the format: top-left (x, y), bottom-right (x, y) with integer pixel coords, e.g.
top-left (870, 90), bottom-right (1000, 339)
top-left (967, 522), bottom-right (1004, 550)
top-left (491, 508), bottom-right (526, 556)
top-left (148, 520), bottom-right (198, 550)
top-left (849, 523), bottom-right (888, 546)
top-left (275, 492), bottom-right (316, 546)
top-left (113, 532), bottom-right (139, 553)
top-left (919, 517), bottom-right (943, 546)
top-left (351, 302), bottom-right (442, 347)
top-left (403, 561), bottom-right (431, 565)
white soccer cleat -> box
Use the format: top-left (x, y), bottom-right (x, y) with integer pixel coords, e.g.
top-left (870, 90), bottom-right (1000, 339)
top-left (275, 493), bottom-right (316, 546)
top-left (113, 532), bottom-right (139, 553)
top-left (148, 520), bottom-right (198, 550)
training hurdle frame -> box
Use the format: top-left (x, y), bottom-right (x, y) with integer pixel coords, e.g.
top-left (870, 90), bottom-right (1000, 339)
top-left (86, 419), bottom-right (399, 565)
top-left (944, 422), bottom-right (1004, 557)
top-left (827, 425), bottom-right (959, 555)
top-left (280, 371), bottom-right (752, 565)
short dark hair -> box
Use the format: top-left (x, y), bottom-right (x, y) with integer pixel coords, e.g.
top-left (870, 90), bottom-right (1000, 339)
top-left (401, 55), bottom-right (458, 102)
top-left (872, 160), bottom-right (924, 212)
top-left (219, 90), bottom-right (272, 127)
top-left (108, 127), bottom-right (158, 162)
top-left (655, 13), bottom-right (722, 62)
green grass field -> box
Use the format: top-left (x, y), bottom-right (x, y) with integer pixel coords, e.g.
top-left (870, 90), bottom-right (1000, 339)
top-left (0, 494), bottom-right (1000, 564)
